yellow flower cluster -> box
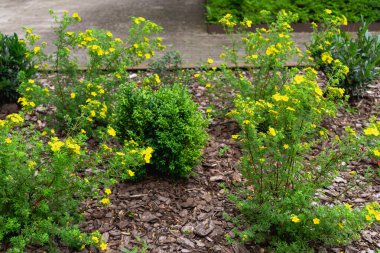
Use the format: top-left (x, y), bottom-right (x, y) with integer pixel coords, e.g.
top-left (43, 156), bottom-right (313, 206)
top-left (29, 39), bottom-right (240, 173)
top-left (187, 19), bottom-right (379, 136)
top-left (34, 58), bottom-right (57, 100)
top-left (365, 202), bottom-right (380, 221)
top-left (272, 93), bottom-right (289, 102)
top-left (18, 97), bottom-right (35, 108)
top-left (5, 113), bottom-right (24, 125)
top-left (321, 52), bottom-right (333, 64)
top-left (48, 137), bottom-right (65, 152)
top-left (364, 125), bottom-right (379, 137)
top-left (219, 14), bottom-right (237, 28)
top-left (65, 138), bottom-right (81, 155)
top-left (141, 147), bottom-right (154, 163)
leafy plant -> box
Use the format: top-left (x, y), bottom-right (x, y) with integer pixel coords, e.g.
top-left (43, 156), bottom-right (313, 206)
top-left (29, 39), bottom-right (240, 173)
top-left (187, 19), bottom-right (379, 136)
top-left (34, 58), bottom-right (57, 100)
top-left (0, 114), bottom-right (96, 252)
top-left (113, 81), bottom-right (208, 177)
top-left (312, 18), bottom-right (380, 97)
top-left (206, 11), bottom-right (380, 251)
top-left (0, 32), bottom-right (36, 105)
top-left (18, 11), bottom-right (164, 133)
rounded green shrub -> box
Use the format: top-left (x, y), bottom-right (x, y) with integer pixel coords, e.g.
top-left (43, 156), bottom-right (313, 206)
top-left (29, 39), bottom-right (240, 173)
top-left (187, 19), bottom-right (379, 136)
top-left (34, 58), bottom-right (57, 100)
top-left (113, 82), bottom-right (208, 177)
top-left (0, 33), bottom-right (36, 105)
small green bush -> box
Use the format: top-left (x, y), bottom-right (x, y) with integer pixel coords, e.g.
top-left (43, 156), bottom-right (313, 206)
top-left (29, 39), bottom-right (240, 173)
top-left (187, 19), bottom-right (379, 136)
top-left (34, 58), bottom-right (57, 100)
top-left (113, 82), bottom-right (208, 177)
top-left (0, 32), bottom-right (36, 105)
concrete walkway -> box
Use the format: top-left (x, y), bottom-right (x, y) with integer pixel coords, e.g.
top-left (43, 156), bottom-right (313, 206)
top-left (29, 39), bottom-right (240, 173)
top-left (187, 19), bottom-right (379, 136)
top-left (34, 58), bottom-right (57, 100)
top-left (0, 0), bottom-right (317, 67)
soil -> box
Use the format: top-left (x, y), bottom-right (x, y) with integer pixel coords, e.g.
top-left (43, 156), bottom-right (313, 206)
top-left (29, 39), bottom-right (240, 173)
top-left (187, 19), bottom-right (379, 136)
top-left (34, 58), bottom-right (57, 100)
top-left (2, 75), bottom-right (380, 253)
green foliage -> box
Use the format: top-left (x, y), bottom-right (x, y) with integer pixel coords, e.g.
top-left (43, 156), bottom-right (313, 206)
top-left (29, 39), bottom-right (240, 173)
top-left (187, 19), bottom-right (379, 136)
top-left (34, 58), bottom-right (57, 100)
top-left (113, 82), bottom-right (208, 177)
top-left (0, 114), bottom-right (94, 252)
top-left (206, 0), bottom-right (380, 24)
top-left (0, 32), bottom-right (36, 104)
top-left (309, 16), bottom-right (380, 97)
top-left (206, 11), bottom-right (380, 251)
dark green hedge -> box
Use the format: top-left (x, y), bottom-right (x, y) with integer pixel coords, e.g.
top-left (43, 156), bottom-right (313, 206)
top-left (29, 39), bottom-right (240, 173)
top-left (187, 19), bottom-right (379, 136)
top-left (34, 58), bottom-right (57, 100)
top-left (206, 0), bottom-right (380, 24)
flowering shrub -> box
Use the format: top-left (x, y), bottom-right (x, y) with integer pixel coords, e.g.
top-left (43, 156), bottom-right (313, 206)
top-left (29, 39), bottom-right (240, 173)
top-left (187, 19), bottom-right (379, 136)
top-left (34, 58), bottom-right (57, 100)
top-left (308, 12), bottom-right (380, 97)
top-left (113, 81), bottom-right (208, 177)
top-left (18, 10), bottom-right (164, 133)
top-left (0, 114), bottom-right (99, 252)
top-left (0, 110), bottom-right (152, 251)
top-left (206, 11), bottom-right (380, 251)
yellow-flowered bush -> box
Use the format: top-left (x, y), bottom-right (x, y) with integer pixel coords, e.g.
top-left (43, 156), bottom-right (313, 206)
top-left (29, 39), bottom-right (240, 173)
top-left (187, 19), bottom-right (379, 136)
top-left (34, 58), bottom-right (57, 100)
top-left (208, 11), bottom-right (379, 252)
top-left (17, 10), bottom-right (164, 134)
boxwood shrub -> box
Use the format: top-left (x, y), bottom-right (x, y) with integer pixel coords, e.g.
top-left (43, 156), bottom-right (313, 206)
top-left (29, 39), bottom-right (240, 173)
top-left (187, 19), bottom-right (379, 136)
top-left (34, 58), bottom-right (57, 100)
top-left (113, 82), bottom-right (208, 178)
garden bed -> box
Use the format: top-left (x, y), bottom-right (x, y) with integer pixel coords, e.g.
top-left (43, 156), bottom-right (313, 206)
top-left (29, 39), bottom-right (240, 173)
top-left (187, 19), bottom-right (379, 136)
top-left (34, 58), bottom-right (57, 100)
top-left (1, 73), bottom-right (378, 252)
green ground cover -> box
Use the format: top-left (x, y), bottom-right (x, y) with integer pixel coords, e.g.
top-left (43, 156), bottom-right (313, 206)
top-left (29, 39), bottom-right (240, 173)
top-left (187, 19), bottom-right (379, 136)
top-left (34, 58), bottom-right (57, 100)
top-left (206, 0), bottom-right (380, 24)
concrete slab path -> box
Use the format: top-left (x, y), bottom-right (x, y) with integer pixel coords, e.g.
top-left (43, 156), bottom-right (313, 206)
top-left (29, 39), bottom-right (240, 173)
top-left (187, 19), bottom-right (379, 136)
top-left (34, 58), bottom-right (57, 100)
top-left (0, 0), bottom-right (340, 68)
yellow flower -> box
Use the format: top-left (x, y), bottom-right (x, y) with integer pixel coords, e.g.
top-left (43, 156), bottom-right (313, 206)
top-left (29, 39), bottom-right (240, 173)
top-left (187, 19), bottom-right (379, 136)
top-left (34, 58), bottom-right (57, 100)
top-left (344, 203), bottom-right (352, 210)
top-left (33, 47), bottom-right (40, 54)
top-left (107, 126), bottom-right (116, 137)
top-left (321, 52), bottom-right (333, 64)
top-left (115, 73), bottom-right (121, 79)
top-left (231, 135), bottom-right (238, 139)
top-left (99, 242), bottom-right (108, 251)
top-left (313, 218), bottom-right (320, 225)
top-left (106, 31), bottom-right (113, 37)
top-left (206, 108), bottom-right (212, 113)
top-left (80, 129), bottom-right (86, 134)
top-left (72, 12), bottom-right (81, 21)
top-left (104, 188), bottom-right (112, 195)
top-left (205, 83), bottom-right (212, 89)
top-left (373, 149), bottom-right (380, 157)
top-left (6, 113), bottom-right (24, 124)
top-left (48, 138), bottom-right (65, 152)
top-left (283, 144), bottom-right (289, 149)
top-left (154, 74), bottom-right (161, 84)
top-left (141, 147), bottom-right (154, 163)
top-left (342, 15), bottom-right (348, 26)
top-left (290, 214), bottom-right (301, 223)
top-left (364, 126), bottom-right (379, 136)
top-left (315, 86), bottom-right (323, 96)
top-left (366, 215), bottom-right (372, 221)
top-left (243, 120), bottom-right (250, 125)
top-left (91, 236), bottom-right (99, 244)
top-left (207, 58), bottom-right (214, 64)
top-left (145, 53), bottom-right (151, 59)
top-left (5, 138), bottom-right (12, 144)
top-left (128, 170), bottom-right (135, 177)
top-left (293, 75), bottom-right (304, 84)
top-left (349, 171), bottom-right (357, 175)
top-left (70, 93), bottom-right (76, 99)
top-left (28, 79), bottom-right (35, 84)
top-left (325, 9), bottom-right (332, 15)
top-left (272, 93), bottom-right (289, 102)
top-left (268, 127), bottom-right (276, 137)
top-left (266, 45), bottom-right (278, 56)
top-left (100, 198), bottom-right (110, 205)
